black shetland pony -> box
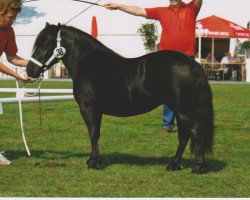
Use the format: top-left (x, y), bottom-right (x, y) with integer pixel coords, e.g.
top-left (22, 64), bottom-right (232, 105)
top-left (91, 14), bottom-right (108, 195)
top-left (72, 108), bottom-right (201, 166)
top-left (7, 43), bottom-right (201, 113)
top-left (27, 23), bottom-right (214, 173)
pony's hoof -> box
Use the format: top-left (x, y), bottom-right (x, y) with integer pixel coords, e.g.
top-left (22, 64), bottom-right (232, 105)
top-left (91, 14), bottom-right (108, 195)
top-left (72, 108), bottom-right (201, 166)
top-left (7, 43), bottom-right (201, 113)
top-left (166, 162), bottom-right (181, 171)
top-left (192, 162), bottom-right (208, 174)
top-left (86, 157), bottom-right (101, 169)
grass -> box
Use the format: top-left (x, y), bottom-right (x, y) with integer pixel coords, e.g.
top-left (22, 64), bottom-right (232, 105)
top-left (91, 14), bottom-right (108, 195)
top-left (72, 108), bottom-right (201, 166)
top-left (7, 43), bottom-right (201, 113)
top-left (0, 80), bottom-right (249, 197)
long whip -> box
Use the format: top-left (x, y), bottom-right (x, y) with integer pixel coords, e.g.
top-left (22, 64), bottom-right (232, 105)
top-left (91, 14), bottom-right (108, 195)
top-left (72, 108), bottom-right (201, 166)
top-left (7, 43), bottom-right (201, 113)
top-left (23, 0), bottom-right (102, 6)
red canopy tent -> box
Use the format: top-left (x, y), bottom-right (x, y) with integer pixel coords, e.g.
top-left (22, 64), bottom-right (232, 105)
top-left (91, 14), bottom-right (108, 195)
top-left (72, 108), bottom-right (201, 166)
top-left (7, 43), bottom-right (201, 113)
top-left (196, 15), bottom-right (250, 62)
top-left (196, 15), bottom-right (250, 38)
top-left (91, 16), bottom-right (98, 39)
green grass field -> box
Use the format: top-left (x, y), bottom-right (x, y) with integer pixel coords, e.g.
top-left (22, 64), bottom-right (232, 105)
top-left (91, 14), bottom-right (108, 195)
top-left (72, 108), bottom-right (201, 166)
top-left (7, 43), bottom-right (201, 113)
top-left (0, 80), bottom-right (249, 197)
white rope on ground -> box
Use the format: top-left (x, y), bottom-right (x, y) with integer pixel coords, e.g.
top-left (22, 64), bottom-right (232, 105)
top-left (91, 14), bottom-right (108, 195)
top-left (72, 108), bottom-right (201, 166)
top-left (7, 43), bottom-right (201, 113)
top-left (16, 80), bottom-right (31, 156)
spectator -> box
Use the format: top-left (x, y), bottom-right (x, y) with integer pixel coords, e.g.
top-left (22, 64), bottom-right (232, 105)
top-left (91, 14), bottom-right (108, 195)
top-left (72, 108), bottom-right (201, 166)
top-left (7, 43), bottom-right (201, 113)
top-left (195, 51), bottom-right (206, 63)
top-left (206, 52), bottom-right (217, 64)
top-left (231, 52), bottom-right (241, 63)
top-left (221, 52), bottom-right (232, 64)
top-left (220, 52), bottom-right (233, 80)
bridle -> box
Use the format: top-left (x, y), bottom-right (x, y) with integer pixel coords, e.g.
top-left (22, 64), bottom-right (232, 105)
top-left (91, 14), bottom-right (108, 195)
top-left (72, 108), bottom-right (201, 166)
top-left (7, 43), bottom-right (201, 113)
top-left (29, 30), bottom-right (66, 73)
top-left (27, 29), bottom-right (67, 96)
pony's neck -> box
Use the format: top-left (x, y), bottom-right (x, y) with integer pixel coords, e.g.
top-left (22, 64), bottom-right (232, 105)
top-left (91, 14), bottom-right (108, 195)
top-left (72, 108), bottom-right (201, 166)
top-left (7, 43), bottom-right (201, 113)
top-left (60, 26), bottom-right (120, 80)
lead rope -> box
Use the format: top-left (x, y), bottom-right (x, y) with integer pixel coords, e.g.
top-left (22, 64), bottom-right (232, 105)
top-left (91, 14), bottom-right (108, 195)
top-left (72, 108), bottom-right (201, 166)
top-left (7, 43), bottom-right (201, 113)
top-left (16, 80), bottom-right (31, 156)
top-left (38, 74), bottom-right (44, 131)
top-left (22, 77), bottom-right (42, 97)
top-left (16, 74), bottom-right (44, 156)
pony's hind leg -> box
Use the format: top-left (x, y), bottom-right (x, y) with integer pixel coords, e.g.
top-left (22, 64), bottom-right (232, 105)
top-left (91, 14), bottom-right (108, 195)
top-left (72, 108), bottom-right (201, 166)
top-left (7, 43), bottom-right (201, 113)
top-left (190, 125), bottom-right (209, 174)
top-left (166, 115), bottom-right (191, 171)
top-left (190, 88), bottom-right (214, 174)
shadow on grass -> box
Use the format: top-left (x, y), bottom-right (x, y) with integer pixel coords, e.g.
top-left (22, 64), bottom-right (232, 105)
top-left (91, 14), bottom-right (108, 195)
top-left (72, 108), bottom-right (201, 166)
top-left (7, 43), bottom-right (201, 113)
top-left (207, 158), bottom-right (227, 173)
top-left (8, 150), bottom-right (87, 160)
top-left (8, 150), bottom-right (226, 172)
top-left (100, 153), bottom-right (227, 173)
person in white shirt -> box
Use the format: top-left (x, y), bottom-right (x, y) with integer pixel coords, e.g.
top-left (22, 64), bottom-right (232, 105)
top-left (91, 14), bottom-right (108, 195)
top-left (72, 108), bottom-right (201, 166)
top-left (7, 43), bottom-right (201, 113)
top-left (221, 52), bottom-right (232, 64)
top-left (220, 52), bottom-right (233, 80)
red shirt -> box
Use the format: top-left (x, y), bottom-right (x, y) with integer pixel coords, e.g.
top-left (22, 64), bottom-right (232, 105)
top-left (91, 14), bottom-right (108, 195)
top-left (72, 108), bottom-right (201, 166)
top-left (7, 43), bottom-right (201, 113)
top-left (145, 1), bottom-right (201, 56)
top-left (0, 26), bottom-right (18, 56)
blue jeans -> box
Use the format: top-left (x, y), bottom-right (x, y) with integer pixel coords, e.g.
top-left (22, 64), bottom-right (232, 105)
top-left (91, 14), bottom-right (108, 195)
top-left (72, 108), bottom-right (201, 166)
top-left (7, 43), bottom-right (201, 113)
top-left (163, 105), bottom-right (175, 130)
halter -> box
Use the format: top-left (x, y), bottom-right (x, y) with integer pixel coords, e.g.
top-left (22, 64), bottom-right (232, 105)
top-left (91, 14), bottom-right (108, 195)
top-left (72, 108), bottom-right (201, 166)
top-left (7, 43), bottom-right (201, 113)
top-left (29, 30), bottom-right (66, 72)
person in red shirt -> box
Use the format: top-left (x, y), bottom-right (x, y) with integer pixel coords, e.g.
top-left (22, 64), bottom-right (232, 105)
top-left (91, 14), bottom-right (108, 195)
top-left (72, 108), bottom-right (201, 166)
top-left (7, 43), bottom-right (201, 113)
top-left (104, 0), bottom-right (202, 133)
top-left (0, 0), bottom-right (33, 165)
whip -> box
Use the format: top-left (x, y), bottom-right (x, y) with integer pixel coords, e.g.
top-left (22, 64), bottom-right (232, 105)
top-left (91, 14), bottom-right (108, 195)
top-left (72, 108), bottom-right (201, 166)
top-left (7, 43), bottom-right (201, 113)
top-left (23, 0), bottom-right (102, 7)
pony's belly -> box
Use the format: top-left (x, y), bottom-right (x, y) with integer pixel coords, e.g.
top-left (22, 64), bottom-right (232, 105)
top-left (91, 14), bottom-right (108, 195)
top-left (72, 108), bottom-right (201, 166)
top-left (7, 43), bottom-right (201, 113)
top-left (100, 100), bottom-right (160, 117)
top-left (96, 87), bottom-right (163, 116)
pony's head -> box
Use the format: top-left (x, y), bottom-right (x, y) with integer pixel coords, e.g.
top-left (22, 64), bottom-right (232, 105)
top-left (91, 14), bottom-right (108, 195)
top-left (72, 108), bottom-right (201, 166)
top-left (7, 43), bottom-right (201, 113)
top-left (27, 23), bottom-right (66, 78)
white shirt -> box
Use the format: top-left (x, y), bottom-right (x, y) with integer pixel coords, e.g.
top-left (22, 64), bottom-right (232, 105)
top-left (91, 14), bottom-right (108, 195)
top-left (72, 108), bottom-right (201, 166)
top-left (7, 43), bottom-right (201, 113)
top-left (221, 56), bottom-right (230, 64)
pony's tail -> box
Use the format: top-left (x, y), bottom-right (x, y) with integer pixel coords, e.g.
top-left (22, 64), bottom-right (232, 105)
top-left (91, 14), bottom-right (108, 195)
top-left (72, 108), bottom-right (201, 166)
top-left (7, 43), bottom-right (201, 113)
top-left (191, 75), bottom-right (214, 154)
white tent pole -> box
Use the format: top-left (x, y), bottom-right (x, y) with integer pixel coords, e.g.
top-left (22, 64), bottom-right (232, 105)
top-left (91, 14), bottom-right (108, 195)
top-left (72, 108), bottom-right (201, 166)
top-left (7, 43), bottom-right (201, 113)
top-left (198, 34), bottom-right (202, 63)
top-left (212, 37), bottom-right (215, 67)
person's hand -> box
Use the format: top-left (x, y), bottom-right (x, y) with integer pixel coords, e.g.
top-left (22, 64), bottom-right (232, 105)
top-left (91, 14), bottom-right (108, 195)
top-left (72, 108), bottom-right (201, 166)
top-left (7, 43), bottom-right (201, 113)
top-left (103, 3), bottom-right (119, 10)
top-left (18, 74), bottom-right (37, 83)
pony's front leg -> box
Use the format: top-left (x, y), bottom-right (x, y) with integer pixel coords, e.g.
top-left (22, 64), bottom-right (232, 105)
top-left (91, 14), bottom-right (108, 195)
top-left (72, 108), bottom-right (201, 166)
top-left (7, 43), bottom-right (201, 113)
top-left (86, 127), bottom-right (102, 169)
top-left (80, 109), bottom-right (102, 169)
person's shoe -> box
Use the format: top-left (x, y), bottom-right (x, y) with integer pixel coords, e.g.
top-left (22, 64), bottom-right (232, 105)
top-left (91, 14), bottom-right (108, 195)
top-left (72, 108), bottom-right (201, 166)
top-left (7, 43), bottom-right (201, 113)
top-left (0, 152), bottom-right (11, 165)
top-left (162, 127), bottom-right (174, 133)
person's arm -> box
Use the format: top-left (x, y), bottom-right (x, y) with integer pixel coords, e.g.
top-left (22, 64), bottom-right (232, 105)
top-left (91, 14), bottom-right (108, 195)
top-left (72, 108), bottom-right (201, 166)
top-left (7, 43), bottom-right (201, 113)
top-left (0, 61), bottom-right (23, 80)
top-left (194, 0), bottom-right (203, 7)
top-left (6, 55), bottom-right (28, 67)
top-left (1, 56), bottom-right (33, 82)
top-left (103, 3), bottom-right (147, 17)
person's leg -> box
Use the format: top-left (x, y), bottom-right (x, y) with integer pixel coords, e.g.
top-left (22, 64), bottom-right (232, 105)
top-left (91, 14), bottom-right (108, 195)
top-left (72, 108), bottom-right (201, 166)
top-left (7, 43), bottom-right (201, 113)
top-left (162, 56), bottom-right (194, 132)
top-left (163, 105), bottom-right (175, 132)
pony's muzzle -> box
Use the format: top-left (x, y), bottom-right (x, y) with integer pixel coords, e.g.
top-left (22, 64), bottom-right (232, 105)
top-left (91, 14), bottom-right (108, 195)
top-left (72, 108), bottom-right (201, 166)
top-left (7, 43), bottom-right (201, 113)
top-left (26, 60), bottom-right (44, 78)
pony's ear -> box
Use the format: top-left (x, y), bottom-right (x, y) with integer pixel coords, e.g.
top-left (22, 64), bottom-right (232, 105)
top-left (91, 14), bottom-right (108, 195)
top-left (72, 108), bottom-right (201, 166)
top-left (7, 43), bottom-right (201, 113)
top-left (45, 22), bottom-right (50, 27)
top-left (57, 23), bottom-right (61, 29)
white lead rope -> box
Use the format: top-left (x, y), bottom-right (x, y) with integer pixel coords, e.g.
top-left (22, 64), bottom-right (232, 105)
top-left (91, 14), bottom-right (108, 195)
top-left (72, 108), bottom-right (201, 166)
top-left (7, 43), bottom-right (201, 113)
top-left (23, 77), bottom-right (42, 97)
top-left (16, 80), bottom-right (31, 156)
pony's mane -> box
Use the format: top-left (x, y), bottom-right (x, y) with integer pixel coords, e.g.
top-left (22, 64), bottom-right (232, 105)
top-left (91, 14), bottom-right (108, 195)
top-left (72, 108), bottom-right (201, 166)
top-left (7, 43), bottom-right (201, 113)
top-left (64, 25), bottom-right (121, 56)
top-left (33, 24), bottom-right (120, 57)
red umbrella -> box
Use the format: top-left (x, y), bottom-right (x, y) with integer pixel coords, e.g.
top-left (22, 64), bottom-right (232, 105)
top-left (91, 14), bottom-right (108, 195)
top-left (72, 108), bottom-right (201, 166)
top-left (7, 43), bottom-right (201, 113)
top-left (196, 15), bottom-right (250, 39)
top-left (91, 16), bottom-right (98, 39)
top-left (195, 15), bottom-right (250, 63)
